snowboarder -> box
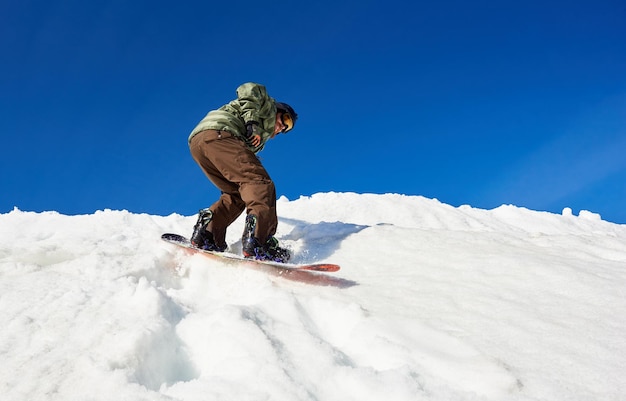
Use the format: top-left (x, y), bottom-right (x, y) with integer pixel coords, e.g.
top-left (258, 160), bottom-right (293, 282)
top-left (187, 82), bottom-right (297, 262)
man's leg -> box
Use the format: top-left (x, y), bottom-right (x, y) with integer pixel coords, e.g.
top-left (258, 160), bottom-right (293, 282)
top-left (207, 192), bottom-right (245, 248)
top-left (189, 131), bottom-right (247, 247)
top-left (189, 131), bottom-right (278, 243)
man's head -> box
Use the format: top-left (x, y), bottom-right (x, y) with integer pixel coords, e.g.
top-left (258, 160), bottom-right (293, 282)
top-left (274, 102), bottom-right (298, 135)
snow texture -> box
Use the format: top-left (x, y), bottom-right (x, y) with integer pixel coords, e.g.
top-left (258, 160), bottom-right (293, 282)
top-left (1, 192), bottom-right (625, 401)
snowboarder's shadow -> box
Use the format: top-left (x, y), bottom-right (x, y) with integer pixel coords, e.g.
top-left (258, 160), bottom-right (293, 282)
top-left (279, 217), bottom-right (369, 265)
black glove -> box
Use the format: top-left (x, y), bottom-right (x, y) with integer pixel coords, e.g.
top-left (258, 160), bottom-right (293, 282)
top-left (244, 121), bottom-right (262, 147)
top-left (245, 121), bottom-right (260, 138)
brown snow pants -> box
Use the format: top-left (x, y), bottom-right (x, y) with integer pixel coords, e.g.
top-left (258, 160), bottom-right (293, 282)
top-left (189, 129), bottom-right (277, 248)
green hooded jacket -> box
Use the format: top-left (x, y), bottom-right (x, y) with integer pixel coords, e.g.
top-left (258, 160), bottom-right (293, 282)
top-left (188, 82), bottom-right (278, 153)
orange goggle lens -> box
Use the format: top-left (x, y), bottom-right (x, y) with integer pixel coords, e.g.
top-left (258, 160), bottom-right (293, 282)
top-left (281, 113), bottom-right (294, 133)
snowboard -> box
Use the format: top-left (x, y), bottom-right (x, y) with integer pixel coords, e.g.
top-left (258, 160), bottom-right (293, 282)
top-left (161, 233), bottom-right (340, 273)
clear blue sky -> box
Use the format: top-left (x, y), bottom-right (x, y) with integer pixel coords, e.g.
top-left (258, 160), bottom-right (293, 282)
top-left (2, 0), bottom-right (625, 224)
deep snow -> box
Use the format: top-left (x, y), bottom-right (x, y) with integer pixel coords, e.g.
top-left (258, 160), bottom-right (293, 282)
top-left (1, 192), bottom-right (625, 401)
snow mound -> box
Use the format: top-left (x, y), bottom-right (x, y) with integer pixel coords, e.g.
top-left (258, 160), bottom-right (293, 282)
top-left (1, 193), bottom-right (625, 401)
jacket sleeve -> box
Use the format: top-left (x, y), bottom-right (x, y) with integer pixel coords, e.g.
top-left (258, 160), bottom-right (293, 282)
top-left (236, 82), bottom-right (273, 124)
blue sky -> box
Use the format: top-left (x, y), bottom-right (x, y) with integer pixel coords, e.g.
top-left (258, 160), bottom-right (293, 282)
top-left (2, 0), bottom-right (625, 224)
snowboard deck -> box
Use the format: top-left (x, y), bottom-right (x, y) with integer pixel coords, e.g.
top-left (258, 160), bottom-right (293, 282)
top-left (161, 233), bottom-right (340, 273)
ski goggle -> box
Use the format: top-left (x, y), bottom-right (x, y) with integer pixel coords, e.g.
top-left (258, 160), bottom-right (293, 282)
top-left (281, 112), bottom-right (294, 133)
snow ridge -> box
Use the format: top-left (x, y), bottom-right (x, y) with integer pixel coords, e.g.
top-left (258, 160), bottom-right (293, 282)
top-left (1, 193), bottom-right (625, 401)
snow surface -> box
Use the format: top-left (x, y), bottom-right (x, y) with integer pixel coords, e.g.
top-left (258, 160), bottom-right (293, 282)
top-left (1, 192), bottom-right (625, 401)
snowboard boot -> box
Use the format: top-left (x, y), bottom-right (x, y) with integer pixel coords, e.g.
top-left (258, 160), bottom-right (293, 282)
top-left (241, 215), bottom-right (291, 263)
top-left (190, 208), bottom-right (226, 252)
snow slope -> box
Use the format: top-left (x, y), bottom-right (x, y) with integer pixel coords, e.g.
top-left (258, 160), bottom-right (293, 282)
top-left (1, 192), bottom-right (625, 401)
